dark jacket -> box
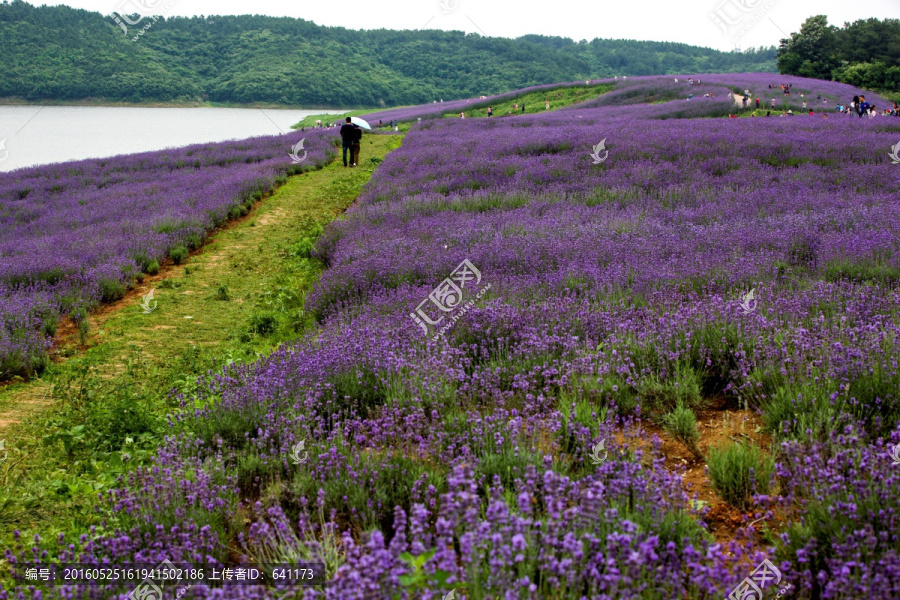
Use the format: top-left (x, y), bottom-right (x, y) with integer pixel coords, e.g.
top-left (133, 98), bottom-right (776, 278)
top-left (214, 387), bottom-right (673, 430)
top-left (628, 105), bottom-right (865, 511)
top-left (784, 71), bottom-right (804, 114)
top-left (340, 123), bottom-right (356, 144)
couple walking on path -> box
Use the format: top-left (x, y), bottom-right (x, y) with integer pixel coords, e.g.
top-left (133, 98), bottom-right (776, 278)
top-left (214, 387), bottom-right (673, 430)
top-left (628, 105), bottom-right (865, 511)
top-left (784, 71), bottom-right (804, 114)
top-left (340, 117), bottom-right (363, 167)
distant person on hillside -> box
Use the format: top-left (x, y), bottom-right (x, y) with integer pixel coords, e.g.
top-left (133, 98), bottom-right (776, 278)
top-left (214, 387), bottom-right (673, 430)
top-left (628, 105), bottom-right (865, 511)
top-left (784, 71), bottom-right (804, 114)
top-left (349, 124), bottom-right (362, 166)
top-left (859, 96), bottom-right (871, 117)
top-left (545, 100), bottom-right (550, 110)
top-left (771, 98), bottom-right (776, 109)
top-left (340, 117), bottom-right (355, 167)
top-left (487, 106), bottom-right (493, 117)
top-left (522, 104), bottom-right (525, 113)
top-left (755, 98), bottom-right (760, 108)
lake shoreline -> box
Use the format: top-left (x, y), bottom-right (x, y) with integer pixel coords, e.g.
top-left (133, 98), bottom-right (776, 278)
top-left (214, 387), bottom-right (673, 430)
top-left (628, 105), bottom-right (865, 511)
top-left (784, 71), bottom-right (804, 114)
top-left (0, 105), bottom-right (338, 172)
top-left (0, 96), bottom-right (364, 111)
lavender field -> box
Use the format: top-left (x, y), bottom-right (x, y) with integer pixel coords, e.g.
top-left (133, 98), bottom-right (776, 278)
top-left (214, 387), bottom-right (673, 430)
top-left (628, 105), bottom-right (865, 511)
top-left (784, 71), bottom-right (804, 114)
top-left (0, 131), bottom-right (335, 378)
top-left (4, 74), bottom-right (900, 599)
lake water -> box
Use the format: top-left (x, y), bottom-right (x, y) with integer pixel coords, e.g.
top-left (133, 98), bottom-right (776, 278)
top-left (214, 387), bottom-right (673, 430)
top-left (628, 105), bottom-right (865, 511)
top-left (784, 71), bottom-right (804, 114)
top-left (0, 105), bottom-right (335, 173)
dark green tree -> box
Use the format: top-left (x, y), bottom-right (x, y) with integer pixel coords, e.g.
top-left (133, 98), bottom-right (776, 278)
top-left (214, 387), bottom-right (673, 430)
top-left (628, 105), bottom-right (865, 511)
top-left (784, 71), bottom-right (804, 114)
top-left (777, 15), bottom-right (841, 80)
top-left (777, 15), bottom-right (899, 91)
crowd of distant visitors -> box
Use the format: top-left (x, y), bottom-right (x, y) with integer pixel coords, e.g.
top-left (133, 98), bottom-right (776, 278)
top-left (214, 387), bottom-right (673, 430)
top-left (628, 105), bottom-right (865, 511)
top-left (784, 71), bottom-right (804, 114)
top-left (721, 81), bottom-right (899, 118)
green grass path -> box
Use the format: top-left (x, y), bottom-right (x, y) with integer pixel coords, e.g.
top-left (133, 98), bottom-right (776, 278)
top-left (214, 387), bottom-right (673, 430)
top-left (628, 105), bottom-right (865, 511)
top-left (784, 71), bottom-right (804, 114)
top-left (0, 133), bottom-right (401, 540)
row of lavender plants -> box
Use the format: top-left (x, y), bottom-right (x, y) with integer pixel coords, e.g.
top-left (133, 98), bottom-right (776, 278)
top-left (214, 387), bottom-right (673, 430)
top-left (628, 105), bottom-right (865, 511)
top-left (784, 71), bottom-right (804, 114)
top-left (361, 73), bottom-right (891, 128)
top-left (357, 80), bottom-right (616, 125)
top-left (572, 72), bottom-right (891, 109)
top-left (5, 75), bottom-right (899, 599)
top-left (0, 131), bottom-right (335, 379)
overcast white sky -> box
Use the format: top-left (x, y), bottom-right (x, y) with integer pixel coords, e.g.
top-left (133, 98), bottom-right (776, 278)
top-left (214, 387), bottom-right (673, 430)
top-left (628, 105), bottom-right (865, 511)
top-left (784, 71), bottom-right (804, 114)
top-left (41, 0), bottom-right (900, 52)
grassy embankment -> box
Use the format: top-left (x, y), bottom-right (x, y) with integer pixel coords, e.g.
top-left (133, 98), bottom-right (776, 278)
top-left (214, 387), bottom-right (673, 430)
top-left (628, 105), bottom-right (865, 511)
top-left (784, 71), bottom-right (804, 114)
top-left (446, 83), bottom-right (615, 118)
top-left (0, 133), bottom-right (401, 553)
top-left (292, 107), bottom-right (394, 129)
top-left (291, 83), bottom-right (616, 129)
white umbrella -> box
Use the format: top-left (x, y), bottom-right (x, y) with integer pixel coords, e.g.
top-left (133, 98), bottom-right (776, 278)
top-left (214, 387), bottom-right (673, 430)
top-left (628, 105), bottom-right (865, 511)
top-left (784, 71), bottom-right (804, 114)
top-left (350, 117), bottom-right (371, 130)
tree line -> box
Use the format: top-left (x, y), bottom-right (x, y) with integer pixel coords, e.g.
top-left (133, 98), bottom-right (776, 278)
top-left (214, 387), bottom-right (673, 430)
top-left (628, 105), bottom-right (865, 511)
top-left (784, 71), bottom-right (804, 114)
top-left (777, 16), bottom-right (900, 92)
top-left (0, 0), bottom-right (777, 106)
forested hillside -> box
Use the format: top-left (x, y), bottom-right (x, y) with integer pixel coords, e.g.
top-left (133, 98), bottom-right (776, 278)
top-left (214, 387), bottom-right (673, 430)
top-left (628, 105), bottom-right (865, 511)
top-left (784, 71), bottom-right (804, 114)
top-left (0, 0), bottom-right (777, 106)
top-left (777, 16), bottom-right (900, 92)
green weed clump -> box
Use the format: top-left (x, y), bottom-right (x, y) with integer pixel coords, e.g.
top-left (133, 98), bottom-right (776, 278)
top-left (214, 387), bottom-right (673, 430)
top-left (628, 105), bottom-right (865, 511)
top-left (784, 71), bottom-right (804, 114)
top-left (170, 245), bottom-right (189, 265)
top-left (707, 441), bottom-right (774, 509)
top-left (215, 284), bottom-right (230, 301)
top-left (71, 308), bottom-right (90, 346)
top-left (248, 312), bottom-right (278, 335)
top-left (662, 402), bottom-right (703, 460)
top-left (637, 362), bottom-right (705, 416)
top-left (98, 277), bottom-right (126, 302)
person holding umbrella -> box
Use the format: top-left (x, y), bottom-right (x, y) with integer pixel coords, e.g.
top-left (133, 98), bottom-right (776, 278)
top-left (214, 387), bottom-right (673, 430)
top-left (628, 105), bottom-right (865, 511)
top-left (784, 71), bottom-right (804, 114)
top-left (340, 117), bottom-right (355, 167)
top-left (348, 116), bottom-right (371, 167)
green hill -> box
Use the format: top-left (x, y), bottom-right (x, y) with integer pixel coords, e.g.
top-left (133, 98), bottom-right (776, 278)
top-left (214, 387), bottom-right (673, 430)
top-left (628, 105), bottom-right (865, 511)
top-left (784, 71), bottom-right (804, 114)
top-left (0, 0), bottom-right (777, 107)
